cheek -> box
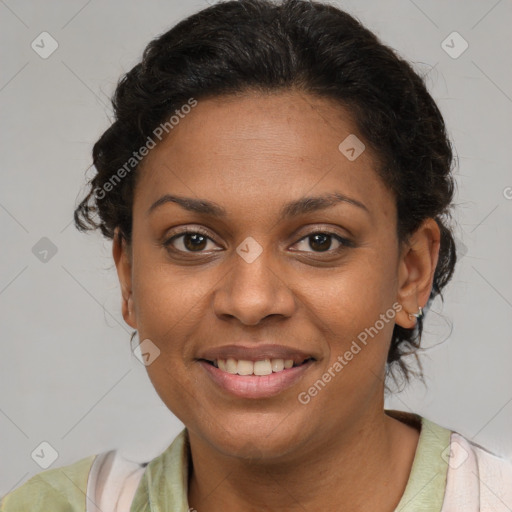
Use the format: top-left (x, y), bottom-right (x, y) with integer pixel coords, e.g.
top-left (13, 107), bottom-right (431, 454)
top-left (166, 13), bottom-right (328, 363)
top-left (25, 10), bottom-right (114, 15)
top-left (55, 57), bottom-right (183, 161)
top-left (301, 283), bottom-right (397, 418)
top-left (132, 266), bottom-right (203, 417)
top-left (305, 255), bottom-right (398, 373)
top-left (143, 356), bottom-right (201, 430)
top-left (131, 249), bottom-right (204, 339)
top-left (310, 255), bottom-right (396, 326)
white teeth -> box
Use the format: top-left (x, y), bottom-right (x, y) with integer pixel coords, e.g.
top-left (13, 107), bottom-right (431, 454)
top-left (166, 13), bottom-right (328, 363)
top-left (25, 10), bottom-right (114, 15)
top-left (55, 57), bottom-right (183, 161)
top-left (213, 357), bottom-right (304, 376)
top-left (237, 360), bottom-right (254, 376)
top-left (225, 357), bottom-right (238, 374)
top-left (253, 359), bottom-right (272, 376)
top-left (271, 359), bottom-right (284, 372)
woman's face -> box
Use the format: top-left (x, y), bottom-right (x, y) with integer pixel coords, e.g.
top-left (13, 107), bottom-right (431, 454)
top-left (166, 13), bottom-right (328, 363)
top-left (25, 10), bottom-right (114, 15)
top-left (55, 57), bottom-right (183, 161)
top-left (114, 91), bottom-right (436, 459)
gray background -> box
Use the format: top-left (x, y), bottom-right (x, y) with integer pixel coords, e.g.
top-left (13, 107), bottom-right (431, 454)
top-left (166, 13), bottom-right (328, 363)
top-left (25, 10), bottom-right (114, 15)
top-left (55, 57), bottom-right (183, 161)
top-left (1, 0), bottom-right (511, 495)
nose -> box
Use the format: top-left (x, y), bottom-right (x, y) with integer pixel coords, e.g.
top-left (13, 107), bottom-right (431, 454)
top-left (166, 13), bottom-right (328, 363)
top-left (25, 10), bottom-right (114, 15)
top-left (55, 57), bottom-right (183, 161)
top-left (212, 245), bottom-right (297, 326)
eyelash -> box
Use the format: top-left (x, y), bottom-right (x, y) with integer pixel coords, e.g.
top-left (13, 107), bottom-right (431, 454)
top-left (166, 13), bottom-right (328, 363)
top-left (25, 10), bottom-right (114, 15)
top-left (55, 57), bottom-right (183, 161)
top-left (162, 227), bottom-right (354, 255)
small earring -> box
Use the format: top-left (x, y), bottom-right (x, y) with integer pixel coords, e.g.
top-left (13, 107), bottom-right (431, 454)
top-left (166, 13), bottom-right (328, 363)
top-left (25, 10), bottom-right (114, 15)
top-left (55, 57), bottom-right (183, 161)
top-left (408, 306), bottom-right (423, 320)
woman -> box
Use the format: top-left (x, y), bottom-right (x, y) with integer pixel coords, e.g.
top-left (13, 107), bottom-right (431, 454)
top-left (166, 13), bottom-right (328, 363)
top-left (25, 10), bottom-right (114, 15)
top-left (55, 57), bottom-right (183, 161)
top-left (2, 0), bottom-right (510, 510)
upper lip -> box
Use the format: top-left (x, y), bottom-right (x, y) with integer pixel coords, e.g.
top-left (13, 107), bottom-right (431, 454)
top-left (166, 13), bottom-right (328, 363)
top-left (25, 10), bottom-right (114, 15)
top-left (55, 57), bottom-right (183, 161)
top-left (197, 344), bottom-right (317, 365)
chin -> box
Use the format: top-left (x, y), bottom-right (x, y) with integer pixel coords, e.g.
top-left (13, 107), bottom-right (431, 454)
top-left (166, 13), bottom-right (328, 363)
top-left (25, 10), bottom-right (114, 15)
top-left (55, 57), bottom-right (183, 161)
top-left (197, 412), bottom-right (309, 462)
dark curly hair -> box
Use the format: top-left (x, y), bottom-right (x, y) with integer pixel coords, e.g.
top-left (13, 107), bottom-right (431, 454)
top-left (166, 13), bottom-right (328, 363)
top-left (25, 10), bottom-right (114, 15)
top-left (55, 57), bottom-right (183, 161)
top-left (74, 0), bottom-right (457, 388)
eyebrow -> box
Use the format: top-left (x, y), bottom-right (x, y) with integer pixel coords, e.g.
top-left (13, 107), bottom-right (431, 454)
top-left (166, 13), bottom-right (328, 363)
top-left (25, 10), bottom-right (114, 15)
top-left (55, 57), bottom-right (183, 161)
top-left (146, 192), bottom-right (370, 220)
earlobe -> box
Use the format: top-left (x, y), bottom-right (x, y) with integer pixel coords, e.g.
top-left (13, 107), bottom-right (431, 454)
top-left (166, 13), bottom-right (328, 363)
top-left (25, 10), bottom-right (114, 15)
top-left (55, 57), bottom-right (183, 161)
top-left (112, 227), bottom-right (137, 330)
top-left (395, 218), bottom-right (441, 329)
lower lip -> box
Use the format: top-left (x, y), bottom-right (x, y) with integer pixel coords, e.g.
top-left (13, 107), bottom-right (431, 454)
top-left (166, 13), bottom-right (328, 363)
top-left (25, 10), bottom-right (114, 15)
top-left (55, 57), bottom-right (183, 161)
top-left (199, 360), bottom-right (314, 399)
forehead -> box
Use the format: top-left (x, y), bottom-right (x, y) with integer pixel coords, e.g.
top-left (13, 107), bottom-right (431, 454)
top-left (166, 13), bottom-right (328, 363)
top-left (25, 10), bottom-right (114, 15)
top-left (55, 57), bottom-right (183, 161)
top-left (134, 91), bottom-right (394, 223)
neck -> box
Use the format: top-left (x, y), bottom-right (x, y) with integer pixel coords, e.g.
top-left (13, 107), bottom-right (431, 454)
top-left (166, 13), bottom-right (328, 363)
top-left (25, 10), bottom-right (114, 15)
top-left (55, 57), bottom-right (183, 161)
top-left (187, 407), bottom-right (420, 512)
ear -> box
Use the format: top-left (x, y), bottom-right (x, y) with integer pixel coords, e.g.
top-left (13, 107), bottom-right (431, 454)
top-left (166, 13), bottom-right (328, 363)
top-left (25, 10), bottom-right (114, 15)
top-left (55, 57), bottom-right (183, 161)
top-left (395, 218), bottom-right (441, 329)
top-left (112, 227), bottom-right (137, 330)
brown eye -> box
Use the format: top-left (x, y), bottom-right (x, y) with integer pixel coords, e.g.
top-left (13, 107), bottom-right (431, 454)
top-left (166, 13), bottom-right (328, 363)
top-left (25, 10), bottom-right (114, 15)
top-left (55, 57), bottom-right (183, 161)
top-left (164, 229), bottom-right (220, 253)
top-left (293, 231), bottom-right (352, 253)
top-left (181, 233), bottom-right (209, 251)
top-left (308, 233), bottom-right (332, 252)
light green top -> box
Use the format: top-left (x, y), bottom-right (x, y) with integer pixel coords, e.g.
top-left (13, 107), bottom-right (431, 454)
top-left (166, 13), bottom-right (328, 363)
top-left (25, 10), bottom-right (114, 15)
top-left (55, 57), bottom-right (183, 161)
top-left (0, 453), bottom-right (95, 511)
top-left (391, 412), bottom-right (452, 511)
top-left (1, 411), bottom-right (452, 511)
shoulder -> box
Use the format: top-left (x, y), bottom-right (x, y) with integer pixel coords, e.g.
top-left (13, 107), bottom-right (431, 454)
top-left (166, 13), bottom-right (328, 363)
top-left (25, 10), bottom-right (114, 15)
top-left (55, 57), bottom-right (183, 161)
top-left (0, 453), bottom-right (96, 511)
top-left (1, 450), bottom-right (147, 512)
top-left (442, 430), bottom-right (512, 512)
top-left (463, 434), bottom-right (512, 507)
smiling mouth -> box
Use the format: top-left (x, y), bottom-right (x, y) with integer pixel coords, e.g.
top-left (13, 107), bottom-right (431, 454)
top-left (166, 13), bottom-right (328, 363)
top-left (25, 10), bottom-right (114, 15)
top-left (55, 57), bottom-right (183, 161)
top-left (200, 357), bottom-right (315, 376)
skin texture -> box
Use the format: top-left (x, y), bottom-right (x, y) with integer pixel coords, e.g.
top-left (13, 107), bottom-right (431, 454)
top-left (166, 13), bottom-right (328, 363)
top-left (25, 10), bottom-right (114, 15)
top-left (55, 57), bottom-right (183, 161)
top-left (113, 90), bottom-right (441, 511)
